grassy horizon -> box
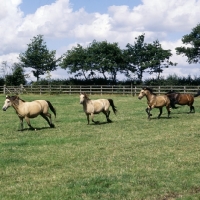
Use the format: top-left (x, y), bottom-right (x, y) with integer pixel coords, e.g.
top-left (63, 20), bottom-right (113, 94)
top-left (0, 94), bottom-right (200, 199)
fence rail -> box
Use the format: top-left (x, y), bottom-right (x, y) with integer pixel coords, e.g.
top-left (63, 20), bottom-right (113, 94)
top-left (1, 85), bottom-right (200, 96)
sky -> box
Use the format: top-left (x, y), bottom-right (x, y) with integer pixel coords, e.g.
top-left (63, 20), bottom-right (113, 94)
top-left (0, 0), bottom-right (200, 82)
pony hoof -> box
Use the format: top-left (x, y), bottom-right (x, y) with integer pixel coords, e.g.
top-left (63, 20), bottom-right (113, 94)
top-left (50, 124), bottom-right (55, 128)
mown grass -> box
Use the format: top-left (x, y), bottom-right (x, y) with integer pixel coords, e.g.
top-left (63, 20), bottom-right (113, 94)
top-left (0, 94), bottom-right (200, 199)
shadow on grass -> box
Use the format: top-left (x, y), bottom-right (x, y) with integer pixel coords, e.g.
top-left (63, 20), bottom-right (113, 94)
top-left (17, 126), bottom-right (55, 131)
top-left (147, 116), bottom-right (172, 120)
top-left (90, 121), bottom-right (114, 125)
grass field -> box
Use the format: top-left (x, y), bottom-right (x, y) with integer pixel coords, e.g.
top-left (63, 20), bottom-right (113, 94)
top-left (0, 94), bottom-right (200, 200)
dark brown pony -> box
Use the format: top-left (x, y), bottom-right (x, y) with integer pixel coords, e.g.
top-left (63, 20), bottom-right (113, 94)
top-left (138, 87), bottom-right (171, 119)
top-left (165, 90), bottom-right (200, 113)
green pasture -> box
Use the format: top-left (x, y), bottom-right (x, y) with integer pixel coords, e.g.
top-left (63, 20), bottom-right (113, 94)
top-left (0, 94), bottom-right (200, 200)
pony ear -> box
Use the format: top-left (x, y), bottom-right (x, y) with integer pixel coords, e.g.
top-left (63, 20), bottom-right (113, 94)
top-left (6, 95), bottom-right (10, 98)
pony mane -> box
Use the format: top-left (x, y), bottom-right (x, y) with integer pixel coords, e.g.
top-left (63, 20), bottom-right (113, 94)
top-left (143, 87), bottom-right (157, 95)
top-left (81, 92), bottom-right (90, 100)
top-left (6, 95), bottom-right (26, 103)
top-left (165, 90), bottom-right (179, 94)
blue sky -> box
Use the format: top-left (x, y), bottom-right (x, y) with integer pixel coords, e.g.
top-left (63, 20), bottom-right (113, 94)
top-left (20, 0), bottom-right (142, 14)
top-left (0, 0), bottom-right (200, 82)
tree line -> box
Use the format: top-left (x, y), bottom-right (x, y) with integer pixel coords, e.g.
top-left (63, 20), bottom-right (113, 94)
top-left (1, 23), bottom-right (200, 86)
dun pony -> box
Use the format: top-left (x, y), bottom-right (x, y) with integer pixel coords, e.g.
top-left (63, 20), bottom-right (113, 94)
top-left (80, 93), bottom-right (117, 124)
top-left (138, 87), bottom-right (171, 119)
top-left (2, 95), bottom-right (56, 131)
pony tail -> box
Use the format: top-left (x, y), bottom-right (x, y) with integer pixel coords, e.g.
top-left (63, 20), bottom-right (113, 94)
top-left (108, 99), bottom-right (117, 114)
top-left (46, 101), bottom-right (56, 118)
top-left (194, 90), bottom-right (200, 97)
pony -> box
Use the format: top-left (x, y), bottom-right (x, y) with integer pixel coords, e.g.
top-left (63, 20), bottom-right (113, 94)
top-left (138, 87), bottom-right (171, 119)
top-left (80, 93), bottom-right (117, 124)
top-left (2, 95), bottom-right (56, 131)
top-left (165, 90), bottom-right (200, 113)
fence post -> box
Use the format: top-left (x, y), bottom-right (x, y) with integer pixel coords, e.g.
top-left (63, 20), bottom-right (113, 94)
top-left (49, 85), bottom-right (51, 94)
top-left (40, 86), bottom-right (41, 95)
top-left (3, 85), bottom-right (6, 94)
top-left (184, 86), bottom-right (186, 93)
top-left (131, 83), bottom-right (132, 96)
top-left (134, 86), bottom-right (137, 96)
top-left (90, 86), bottom-right (92, 95)
top-left (20, 84), bottom-right (23, 94)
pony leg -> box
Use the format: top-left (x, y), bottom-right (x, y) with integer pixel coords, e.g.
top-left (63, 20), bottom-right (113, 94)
top-left (190, 105), bottom-right (195, 113)
top-left (166, 106), bottom-right (171, 118)
top-left (40, 113), bottom-right (55, 128)
top-left (24, 116), bottom-right (34, 130)
top-left (158, 107), bottom-right (163, 118)
top-left (86, 114), bottom-right (90, 124)
top-left (45, 113), bottom-right (55, 127)
top-left (146, 107), bottom-right (152, 119)
top-left (103, 110), bottom-right (112, 123)
top-left (91, 113), bottom-right (98, 124)
top-left (19, 117), bottom-right (24, 131)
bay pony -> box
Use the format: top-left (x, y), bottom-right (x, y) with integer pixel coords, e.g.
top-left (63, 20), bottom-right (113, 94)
top-left (138, 87), bottom-right (171, 119)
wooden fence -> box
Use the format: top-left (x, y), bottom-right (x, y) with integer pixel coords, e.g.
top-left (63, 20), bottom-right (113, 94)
top-left (1, 85), bottom-right (200, 96)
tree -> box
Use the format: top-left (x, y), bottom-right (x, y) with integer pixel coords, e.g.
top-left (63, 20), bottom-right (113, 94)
top-left (176, 23), bottom-right (200, 64)
top-left (147, 40), bottom-right (176, 79)
top-left (60, 40), bottom-right (125, 83)
top-left (87, 40), bottom-right (125, 83)
top-left (19, 35), bottom-right (60, 81)
top-left (124, 34), bottom-right (150, 82)
top-left (5, 63), bottom-right (26, 86)
top-left (124, 34), bottom-right (176, 81)
top-left (60, 44), bottom-right (90, 80)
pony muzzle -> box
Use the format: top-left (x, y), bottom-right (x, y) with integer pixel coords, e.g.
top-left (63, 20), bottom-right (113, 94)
top-left (138, 96), bottom-right (143, 100)
top-left (2, 107), bottom-right (7, 111)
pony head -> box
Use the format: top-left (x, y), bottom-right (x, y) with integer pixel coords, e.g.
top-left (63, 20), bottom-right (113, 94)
top-left (2, 95), bottom-right (20, 111)
top-left (80, 93), bottom-right (89, 104)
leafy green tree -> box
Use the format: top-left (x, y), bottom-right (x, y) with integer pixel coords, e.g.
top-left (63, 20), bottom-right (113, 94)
top-left (87, 40), bottom-right (125, 83)
top-left (60, 41), bottom-right (125, 83)
top-left (124, 34), bottom-right (149, 82)
top-left (60, 44), bottom-right (90, 80)
top-left (5, 63), bottom-right (26, 86)
top-left (176, 23), bottom-right (200, 64)
top-left (124, 34), bottom-right (176, 81)
top-left (147, 40), bottom-right (176, 79)
top-left (19, 35), bottom-right (60, 81)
